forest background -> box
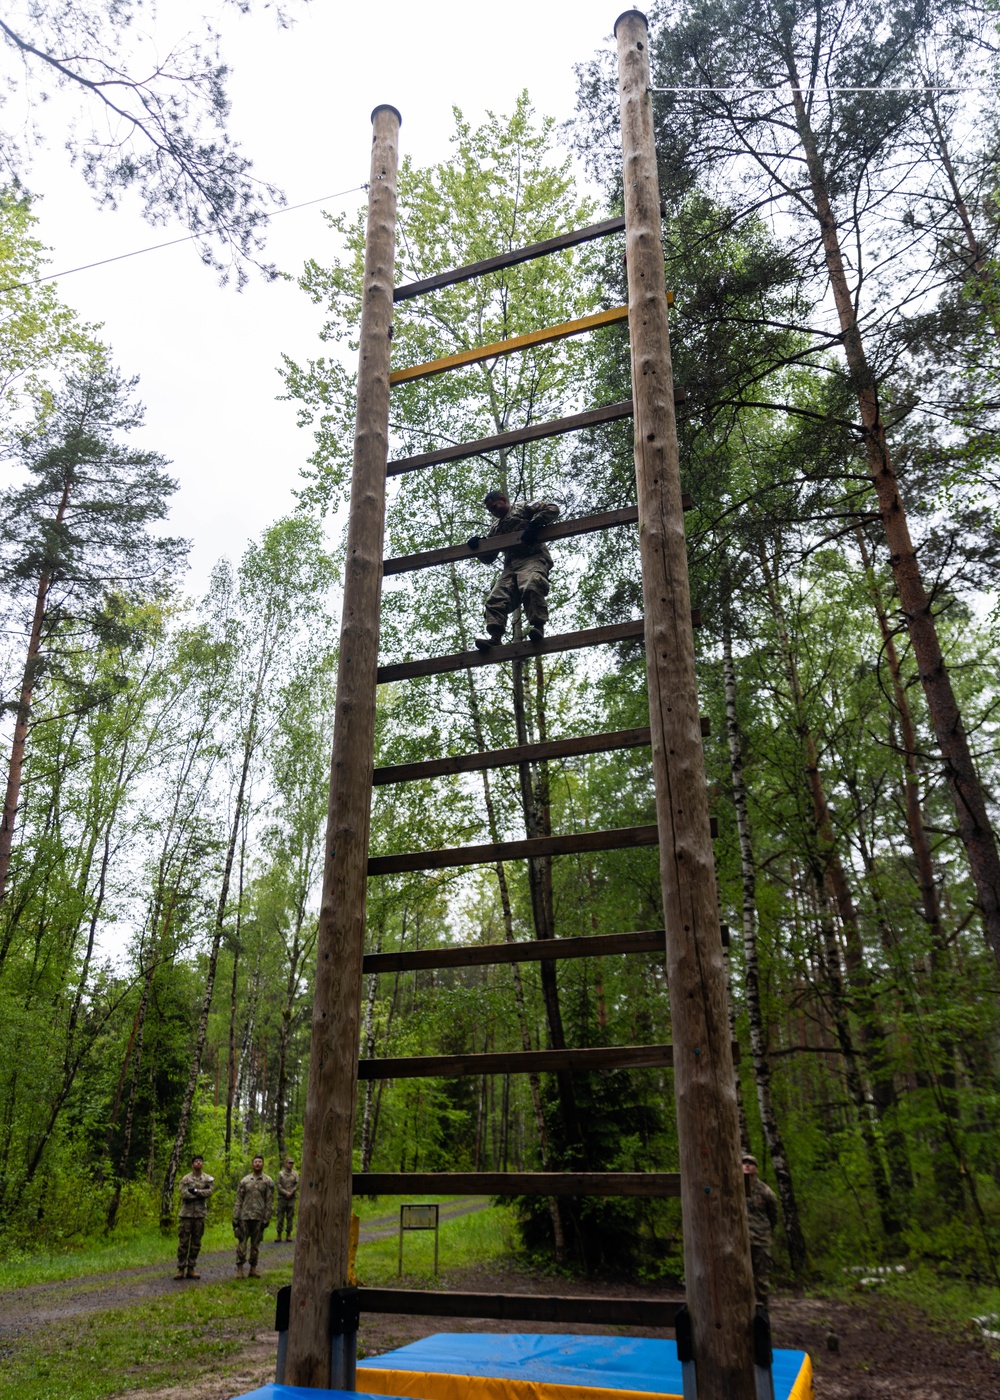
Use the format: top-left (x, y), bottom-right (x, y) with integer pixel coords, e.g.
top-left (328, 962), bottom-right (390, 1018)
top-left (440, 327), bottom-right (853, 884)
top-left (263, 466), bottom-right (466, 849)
top-left (1, 0), bottom-right (1000, 1300)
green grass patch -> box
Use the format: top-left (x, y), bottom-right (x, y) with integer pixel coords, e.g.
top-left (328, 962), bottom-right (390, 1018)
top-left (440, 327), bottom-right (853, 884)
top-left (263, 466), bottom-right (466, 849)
top-left (819, 1261), bottom-right (1000, 1334)
top-left (0, 1206), bottom-right (514, 1400)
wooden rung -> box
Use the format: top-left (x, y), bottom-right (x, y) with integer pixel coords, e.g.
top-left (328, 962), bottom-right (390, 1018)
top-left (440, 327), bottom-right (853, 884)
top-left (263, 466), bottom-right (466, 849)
top-left (368, 823), bottom-right (658, 876)
top-left (392, 215), bottom-right (629, 302)
top-left (386, 395), bottom-right (688, 477)
top-left (363, 928), bottom-right (666, 974)
top-left (376, 616), bottom-right (702, 686)
top-left (373, 719), bottom-right (709, 787)
top-left (357, 1042), bottom-right (677, 1080)
top-left (353, 1171), bottom-right (681, 1197)
top-left (390, 306), bottom-right (630, 386)
top-left (355, 1287), bottom-right (680, 1329)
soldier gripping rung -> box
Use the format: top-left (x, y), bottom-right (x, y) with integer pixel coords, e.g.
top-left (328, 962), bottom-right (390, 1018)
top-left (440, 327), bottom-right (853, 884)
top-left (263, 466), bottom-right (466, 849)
top-left (386, 393), bottom-right (687, 477)
top-left (353, 1171), bottom-right (682, 1197)
top-left (357, 1042), bottom-right (679, 1080)
top-left (376, 616), bottom-right (700, 686)
top-left (368, 823), bottom-right (659, 876)
top-left (392, 214), bottom-right (630, 301)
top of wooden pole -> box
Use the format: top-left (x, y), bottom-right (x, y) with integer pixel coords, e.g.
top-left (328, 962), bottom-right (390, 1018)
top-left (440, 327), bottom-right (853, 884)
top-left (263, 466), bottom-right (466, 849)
top-left (613, 9), bottom-right (647, 36)
top-left (371, 104), bottom-right (402, 126)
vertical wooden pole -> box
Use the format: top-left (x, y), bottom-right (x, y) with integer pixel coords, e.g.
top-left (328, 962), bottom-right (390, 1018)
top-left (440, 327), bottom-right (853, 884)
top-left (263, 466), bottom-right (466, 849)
top-left (284, 103), bottom-right (401, 1388)
top-left (614, 12), bottom-right (756, 1399)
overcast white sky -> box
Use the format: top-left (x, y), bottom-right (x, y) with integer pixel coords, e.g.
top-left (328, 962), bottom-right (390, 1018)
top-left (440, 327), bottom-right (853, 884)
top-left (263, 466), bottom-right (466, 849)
top-left (19, 0), bottom-right (622, 589)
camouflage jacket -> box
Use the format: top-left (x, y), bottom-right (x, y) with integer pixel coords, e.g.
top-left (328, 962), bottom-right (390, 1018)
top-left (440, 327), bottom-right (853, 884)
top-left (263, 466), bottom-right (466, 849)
top-left (480, 500), bottom-right (560, 568)
top-left (277, 1167), bottom-right (299, 1199)
top-left (746, 1177), bottom-right (778, 1247)
top-left (178, 1170), bottom-right (215, 1219)
top-left (234, 1172), bottom-right (275, 1224)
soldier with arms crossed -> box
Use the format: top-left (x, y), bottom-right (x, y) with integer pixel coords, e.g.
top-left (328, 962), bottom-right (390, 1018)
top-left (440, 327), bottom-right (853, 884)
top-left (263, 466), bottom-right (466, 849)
top-left (233, 1154), bottom-right (274, 1278)
top-left (275, 1156), bottom-right (299, 1242)
top-left (175, 1153), bottom-right (214, 1280)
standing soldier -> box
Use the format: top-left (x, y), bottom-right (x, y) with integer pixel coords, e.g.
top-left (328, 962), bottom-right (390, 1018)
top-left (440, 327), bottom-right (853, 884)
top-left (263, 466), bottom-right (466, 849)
top-left (275, 1156), bottom-right (299, 1242)
top-left (467, 489), bottom-right (561, 650)
top-left (175, 1153), bottom-right (214, 1280)
top-left (742, 1152), bottom-right (779, 1306)
top-left (233, 1154), bottom-right (274, 1278)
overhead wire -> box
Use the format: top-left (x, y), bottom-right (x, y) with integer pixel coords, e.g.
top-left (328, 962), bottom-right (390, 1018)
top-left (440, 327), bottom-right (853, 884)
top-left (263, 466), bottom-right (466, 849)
top-left (650, 84), bottom-right (993, 93)
top-left (0, 182), bottom-right (369, 294)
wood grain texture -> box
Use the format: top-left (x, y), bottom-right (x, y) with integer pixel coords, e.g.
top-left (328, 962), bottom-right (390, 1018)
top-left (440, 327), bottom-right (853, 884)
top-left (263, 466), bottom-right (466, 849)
top-left (363, 928), bottom-right (667, 974)
top-left (615, 12), bottom-right (756, 1397)
top-left (392, 214), bottom-right (628, 300)
top-left (354, 1171), bottom-right (681, 1196)
top-left (358, 1042), bottom-right (678, 1079)
top-left (355, 1288), bottom-right (680, 1328)
top-left (367, 823), bottom-right (659, 876)
top-left (283, 105), bottom-right (400, 1390)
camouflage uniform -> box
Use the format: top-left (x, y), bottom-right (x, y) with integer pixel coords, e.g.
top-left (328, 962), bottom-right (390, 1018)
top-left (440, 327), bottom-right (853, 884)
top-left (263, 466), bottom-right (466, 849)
top-left (746, 1176), bottom-right (779, 1305)
top-left (275, 1166), bottom-right (299, 1240)
top-left (479, 500), bottom-right (560, 635)
top-left (177, 1168), bottom-right (214, 1272)
top-left (233, 1170), bottom-right (274, 1270)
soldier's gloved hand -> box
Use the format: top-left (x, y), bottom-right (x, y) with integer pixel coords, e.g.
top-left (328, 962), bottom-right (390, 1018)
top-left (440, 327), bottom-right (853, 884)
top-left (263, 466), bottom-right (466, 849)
top-left (466, 536), bottom-right (481, 550)
top-left (521, 523), bottom-right (541, 545)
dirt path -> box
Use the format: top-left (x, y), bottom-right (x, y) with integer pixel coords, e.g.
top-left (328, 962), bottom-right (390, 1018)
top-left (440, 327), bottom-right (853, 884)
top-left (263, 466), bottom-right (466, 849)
top-left (0, 1197), bottom-right (488, 1344)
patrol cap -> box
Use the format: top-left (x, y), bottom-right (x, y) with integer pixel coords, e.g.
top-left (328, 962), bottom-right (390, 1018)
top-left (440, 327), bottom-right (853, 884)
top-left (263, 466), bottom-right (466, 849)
top-left (741, 1153), bottom-right (758, 1166)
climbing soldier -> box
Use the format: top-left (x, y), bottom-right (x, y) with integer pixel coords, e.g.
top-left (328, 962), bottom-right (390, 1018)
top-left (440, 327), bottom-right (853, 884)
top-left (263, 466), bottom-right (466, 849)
top-left (233, 1154), bottom-right (274, 1278)
top-left (175, 1153), bottom-right (214, 1280)
top-left (742, 1152), bottom-right (779, 1307)
top-left (275, 1156), bottom-right (299, 1242)
top-left (467, 489), bottom-right (560, 650)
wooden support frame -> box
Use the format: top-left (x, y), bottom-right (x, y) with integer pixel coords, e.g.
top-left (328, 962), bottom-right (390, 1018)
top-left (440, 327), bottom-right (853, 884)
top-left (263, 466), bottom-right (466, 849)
top-left (354, 1288), bottom-right (680, 1329)
top-left (354, 1171), bottom-right (681, 1196)
top-left (367, 823), bottom-right (658, 876)
top-left (387, 392), bottom-right (686, 477)
top-left (362, 924), bottom-right (728, 975)
top-left (358, 1042), bottom-right (678, 1080)
top-left (616, 13), bottom-right (755, 1396)
top-left (390, 305), bottom-right (629, 385)
top-left (392, 214), bottom-right (629, 301)
top-left (283, 105), bottom-right (401, 1389)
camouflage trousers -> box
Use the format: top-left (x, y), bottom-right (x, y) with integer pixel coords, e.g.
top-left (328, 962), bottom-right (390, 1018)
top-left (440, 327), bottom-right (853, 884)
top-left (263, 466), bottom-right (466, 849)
top-left (484, 556), bottom-right (551, 633)
top-left (275, 1196), bottom-right (296, 1237)
top-left (177, 1216), bottom-right (206, 1270)
top-left (235, 1217), bottom-right (266, 1267)
top-left (751, 1243), bottom-right (772, 1305)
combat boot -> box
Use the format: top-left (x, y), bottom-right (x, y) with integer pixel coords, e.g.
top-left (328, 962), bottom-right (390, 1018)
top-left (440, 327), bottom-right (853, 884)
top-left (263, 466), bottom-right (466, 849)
top-left (248, 1266), bottom-right (262, 1278)
top-left (527, 624), bottom-right (545, 643)
top-left (475, 626), bottom-right (503, 652)
top-left (235, 1263), bottom-right (245, 1278)
top-left (174, 1268), bottom-right (186, 1281)
top-left (186, 1268), bottom-right (200, 1279)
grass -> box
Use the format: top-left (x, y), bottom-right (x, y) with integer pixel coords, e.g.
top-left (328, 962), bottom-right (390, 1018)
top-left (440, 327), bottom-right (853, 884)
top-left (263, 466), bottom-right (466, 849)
top-left (821, 1261), bottom-right (1000, 1335)
top-left (0, 1195), bottom-right (487, 1291)
top-left (0, 1204), bottom-right (515, 1400)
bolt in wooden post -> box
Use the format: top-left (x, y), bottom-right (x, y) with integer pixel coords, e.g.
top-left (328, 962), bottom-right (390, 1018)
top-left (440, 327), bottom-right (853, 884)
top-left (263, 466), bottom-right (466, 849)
top-left (614, 12), bottom-right (756, 1399)
top-left (283, 103), bottom-right (401, 1388)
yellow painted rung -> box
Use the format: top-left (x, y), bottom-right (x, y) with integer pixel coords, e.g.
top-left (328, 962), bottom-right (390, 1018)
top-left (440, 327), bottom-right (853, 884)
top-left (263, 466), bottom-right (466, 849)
top-left (390, 293), bottom-right (674, 387)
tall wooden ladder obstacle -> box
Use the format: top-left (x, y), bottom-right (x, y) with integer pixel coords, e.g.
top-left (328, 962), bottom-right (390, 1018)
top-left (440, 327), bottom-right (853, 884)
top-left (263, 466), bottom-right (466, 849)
top-left (282, 13), bottom-right (758, 1400)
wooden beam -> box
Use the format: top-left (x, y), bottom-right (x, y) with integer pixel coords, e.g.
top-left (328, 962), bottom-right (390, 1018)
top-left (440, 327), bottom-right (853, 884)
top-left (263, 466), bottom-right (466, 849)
top-left (372, 718), bottom-right (709, 786)
top-left (355, 1288), bottom-right (680, 1329)
top-left (363, 928), bottom-right (667, 974)
top-left (367, 823), bottom-right (658, 876)
top-left (353, 1171), bottom-right (681, 1197)
top-left (284, 104), bottom-right (401, 1390)
top-left (376, 616), bottom-right (706, 686)
top-left (386, 393), bottom-right (687, 477)
top-left (385, 505), bottom-right (631, 577)
top-left (390, 306), bottom-right (629, 386)
top-left (392, 215), bottom-right (628, 301)
top-left (616, 15), bottom-right (755, 1397)
top-left (358, 1042), bottom-right (678, 1080)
